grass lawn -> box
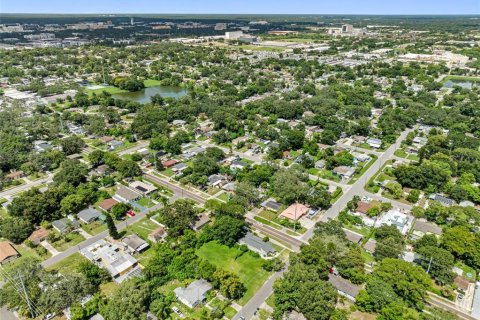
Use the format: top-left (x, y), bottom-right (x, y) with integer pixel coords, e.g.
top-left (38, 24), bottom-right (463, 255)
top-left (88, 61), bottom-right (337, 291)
top-left (394, 149), bottom-right (408, 158)
top-left (100, 282), bottom-right (120, 297)
top-left (136, 197), bottom-right (155, 208)
top-left (257, 210), bottom-right (305, 234)
top-left (144, 79), bottom-right (161, 87)
top-left (254, 216), bottom-right (282, 230)
top-left (82, 220), bottom-right (107, 236)
top-left (348, 155), bottom-right (378, 185)
top-left (86, 86), bottom-right (127, 96)
top-left (0, 207), bottom-right (9, 219)
top-left (162, 168), bottom-right (175, 177)
top-left (455, 261), bottom-right (477, 281)
top-left (442, 75), bottom-right (480, 83)
top-left (46, 252), bottom-right (88, 274)
top-left (217, 192), bottom-right (229, 202)
top-left (196, 241), bottom-right (271, 305)
top-left (15, 243), bottom-right (51, 260)
top-left (50, 231), bottom-right (85, 251)
top-left (224, 306), bottom-right (237, 319)
top-left (239, 45), bottom-right (285, 52)
top-left (125, 217), bottom-right (159, 240)
top-left (266, 293), bottom-right (276, 308)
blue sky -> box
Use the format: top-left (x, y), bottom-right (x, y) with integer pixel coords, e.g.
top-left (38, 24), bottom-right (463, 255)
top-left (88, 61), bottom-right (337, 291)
top-left (1, 0), bottom-right (479, 15)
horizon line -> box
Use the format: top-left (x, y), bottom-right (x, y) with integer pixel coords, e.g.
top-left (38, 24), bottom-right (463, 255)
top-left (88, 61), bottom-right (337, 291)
top-left (1, 12), bottom-right (480, 16)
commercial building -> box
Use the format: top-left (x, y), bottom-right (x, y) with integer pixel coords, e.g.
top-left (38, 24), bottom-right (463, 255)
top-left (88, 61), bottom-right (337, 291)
top-left (80, 239), bottom-right (140, 283)
top-left (225, 31), bottom-right (244, 41)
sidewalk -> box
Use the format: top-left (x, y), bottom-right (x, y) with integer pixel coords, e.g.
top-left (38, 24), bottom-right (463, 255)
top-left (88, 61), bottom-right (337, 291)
top-left (40, 240), bottom-right (60, 256)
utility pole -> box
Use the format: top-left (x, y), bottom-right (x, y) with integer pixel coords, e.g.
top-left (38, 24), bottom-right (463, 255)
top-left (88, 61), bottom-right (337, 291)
top-left (18, 270), bottom-right (35, 319)
top-left (426, 256), bottom-right (433, 274)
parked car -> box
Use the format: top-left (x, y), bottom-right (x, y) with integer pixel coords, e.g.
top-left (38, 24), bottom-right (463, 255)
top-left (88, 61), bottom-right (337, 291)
top-left (127, 210), bottom-right (136, 217)
top-left (172, 306), bottom-right (184, 318)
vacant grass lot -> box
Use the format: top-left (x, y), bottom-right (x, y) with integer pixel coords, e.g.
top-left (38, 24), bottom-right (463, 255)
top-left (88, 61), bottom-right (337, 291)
top-left (125, 217), bottom-right (159, 240)
top-left (50, 231), bottom-right (85, 251)
top-left (46, 252), bottom-right (88, 274)
top-left (196, 241), bottom-right (271, 305)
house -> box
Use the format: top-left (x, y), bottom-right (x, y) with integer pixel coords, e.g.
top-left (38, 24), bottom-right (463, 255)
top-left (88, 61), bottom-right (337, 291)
top-left (354, 154), bottom-right (371, 163)
top-left (5, 170), bottom-right (25, 180)
top-left (80, 239), bottom-right (139, 283)
top-left (410, 219), bottom-right (442, 240)
top-left (113, 185), bottom-right (142, 204)
top-left (222, 182), bottom-right (236, 192)
top-left (27, 228), bottom-right (49, 245)
top-left (333, 166), bottom-right (355, 179)
top-left (366, 138), bottom-right (382, 149)
top-left (353, 135), bottom-right (366, 144)
top-left (315, 160), bottom-right (325, 169)
top-left (174, 279), bottom-right (212, 308)
top-left (261, 199), bottom-right (282, 212)
top-left (52, 217), bottom-right (80, 234)
top-left (207, 174), bottom-right (227, 187)
top-left (93, 164), bottom-right (110, 176)
top-left (429, 193), bottom-right (455, 207)
top-left (239, 232), bottom-right (276, 258)
top-left (172, 119), bottom-right (186, 126)
top-left (162, 159), bottom-right (178, 168)
top-left (129, 181), bottom-right (157, 196)
top-left (280, 203), bottom-right (310, 221)
top-left (375, 209), bottom-right (413, 235)
top-left (343, 229), bottom-right (363, 244)
top-left (328, 274), bottom-right (360, 301)
top-left (363, 238), bottom-right (377, 253)
top-left (191, 213), bottom-right (211, 231)
top-left (286, 311), bottom-right (307, 320)
top-left (77, 207), bottom-right (102, 223)
top-left (230, 160), bottom-right (248, 171)
top-left (98, 198), bottom-right (119, 212)
top-left (155, 150), bottom-right (167, 159)
top-left (148, 227), bottom-right (167, 243)
top-left (34, 140), bottom-right (53, 152)
top-left (0, 241), bottom-right (19, 264)
top-left (108, 140), bottom-right (124, 150)
top-left (122, 234), bottom-right (150, 253)
top-left (172, 162), bottom-right (188, 174)
top-left (413, 136), bottom-right (428, 146)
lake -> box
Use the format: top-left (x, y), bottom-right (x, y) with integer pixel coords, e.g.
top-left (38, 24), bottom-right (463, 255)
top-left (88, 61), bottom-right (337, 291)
top-left (113, 85), bottom-right (187, 103)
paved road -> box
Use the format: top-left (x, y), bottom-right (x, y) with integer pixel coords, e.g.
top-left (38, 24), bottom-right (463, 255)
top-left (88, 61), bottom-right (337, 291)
top-left (143, 173), bottom-right (207, 204)
top-left (117, 140), bottom-right (149, 156)
top-left (232, 262), bottom-right (289, 320)
top-left (301, 127), bottom-right (414, 241)
top-left (245, 217), bottom-right (305, 251)
top-left (0, 173), bottom-right (53, 199)
top-left (427, 293), bottom-right (477, 320)
top-left (0, 307), bottom-right (18, 320)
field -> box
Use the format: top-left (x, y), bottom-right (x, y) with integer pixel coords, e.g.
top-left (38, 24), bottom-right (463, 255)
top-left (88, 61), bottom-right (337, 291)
top-left (196, 241), bottom-right (271, 305)
top-left (239, 45), bottom-right (286, 52)
top-left (125, 217), bottom-right (159, 240)
top-left (86, 85), bottom-right (127, 96)
top-left (46, 252), bottom-right (88, 274)
top-left (143, 79), bottom-right (161, 87)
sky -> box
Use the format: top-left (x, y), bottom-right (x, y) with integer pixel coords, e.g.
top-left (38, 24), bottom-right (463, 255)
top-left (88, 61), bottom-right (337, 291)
top-left (1, 0), bottom-right (479, 15)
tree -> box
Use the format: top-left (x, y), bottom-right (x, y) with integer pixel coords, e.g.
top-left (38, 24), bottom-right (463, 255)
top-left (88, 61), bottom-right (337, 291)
top-left (0, 217), bottom-right (33, 244)
top-left (273, 263), bottom-right (337, 320)
top-left (272, 168), bottom-right (309, 205)
top-left (149, 294), bottom-right (174, 319)
top-left (116, 159), bottom-right (142, 178)
top-left (356, 277), bottom-right (398, 313)
top-left (233, 181), bottom-right (260, 207)
top-left (77, 260), bottom-right (111, 288)
top-left (59, 135), bottom-right (85, 155)
top-left (442, 226), bottom-right (474, 258)
top-left (105, 213), bottom-right (119, 239)
top-left (384, 181), bottom-right (403, 199)
top-left (415, 246), bottom-right (455, 285)
top-left (374, 258), bottom-right (431, 309)
top-left (200, 215), bottom-right (246, 247)
top-left (53, 159), bottom-right (88, 186)
top-left (375, 237), bottom-right (404, 260)
top-left (306, 187), bottom-right (332, 209)
top-left (38, 273), bottom-right (94, 314)
top-left (103, 278), bottom-right (149, 320)
top-left (111, 202), bottom-right (131, 220)
top-left (214, 270), bottom-right (246, 300)
top-left (158, 199), bottom-right (197, 236)
top-left (88, 150), bottom-right (105, 167)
